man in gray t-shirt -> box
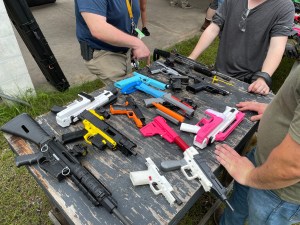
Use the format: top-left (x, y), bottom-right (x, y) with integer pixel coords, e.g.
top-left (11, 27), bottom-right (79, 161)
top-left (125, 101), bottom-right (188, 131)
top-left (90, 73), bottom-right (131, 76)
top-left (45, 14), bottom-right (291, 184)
top-left (189, 0), bottom-right (294, 95)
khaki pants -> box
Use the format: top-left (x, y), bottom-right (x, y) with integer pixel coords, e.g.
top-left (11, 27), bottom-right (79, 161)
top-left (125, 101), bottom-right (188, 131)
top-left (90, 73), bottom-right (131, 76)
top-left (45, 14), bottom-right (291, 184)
top-left (84, 49), bottom-right (132, 86)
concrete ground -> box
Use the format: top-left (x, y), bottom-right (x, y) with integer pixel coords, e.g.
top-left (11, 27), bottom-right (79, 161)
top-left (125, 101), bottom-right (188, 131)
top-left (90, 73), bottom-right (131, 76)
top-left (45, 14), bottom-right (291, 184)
top-left (14, 0), bottom-right (210, 91)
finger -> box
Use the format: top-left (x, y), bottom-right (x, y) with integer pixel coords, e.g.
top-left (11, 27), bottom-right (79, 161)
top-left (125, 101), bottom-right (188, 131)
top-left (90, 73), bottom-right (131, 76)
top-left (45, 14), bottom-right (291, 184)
top-left (220, 144), bottom-right (240, 157)
top-left (215, 155), bottom-right (229, 167)
top-left (248, 83), bottom-right (254, 92)
top-left (250, 114), bottom-right (262, 121)
top-left (262, 86), bottom-right (270, 95)
top-left (236, 102), bottom-right (250, 109)
top-left (256, 85), bottom-right (266, 93)
top-left (147, 56), bottom-right (151, 66)
top-left (249, 83), bottom-right (262, 93)
top-left (236, 103), bottom-right (253, 111)
top-left (215, 149), bottom-right (230, 163)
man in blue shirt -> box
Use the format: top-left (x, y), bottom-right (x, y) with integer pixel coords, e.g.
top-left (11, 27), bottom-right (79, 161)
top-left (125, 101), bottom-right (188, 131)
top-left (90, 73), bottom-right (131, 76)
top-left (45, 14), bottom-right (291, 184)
top-left (75, 0), bottom-right (150, 85)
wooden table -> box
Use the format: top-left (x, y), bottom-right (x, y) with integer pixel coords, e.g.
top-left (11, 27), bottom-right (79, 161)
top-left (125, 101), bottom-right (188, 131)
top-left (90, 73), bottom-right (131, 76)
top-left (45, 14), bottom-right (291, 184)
top-left (3, 67), bottom-right (273, 225)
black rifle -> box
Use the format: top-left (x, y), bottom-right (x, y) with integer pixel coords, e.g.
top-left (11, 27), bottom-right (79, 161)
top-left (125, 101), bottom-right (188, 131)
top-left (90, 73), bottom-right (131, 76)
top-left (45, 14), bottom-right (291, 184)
top-left (186, 80), bottom-right (230, 96)
top-left (1, 113), bottom-right (131, 225)
top-left (153, 48), bottom-right (232, 81)
top-left (4, 0), bottom-right (70, 91)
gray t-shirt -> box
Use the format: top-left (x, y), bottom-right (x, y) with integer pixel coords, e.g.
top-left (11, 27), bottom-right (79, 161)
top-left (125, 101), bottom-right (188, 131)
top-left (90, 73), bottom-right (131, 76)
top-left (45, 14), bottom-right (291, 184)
top-left (212, 0), bottom-right (294, 82)
top-left (256, 61), bottom-right (300, 204)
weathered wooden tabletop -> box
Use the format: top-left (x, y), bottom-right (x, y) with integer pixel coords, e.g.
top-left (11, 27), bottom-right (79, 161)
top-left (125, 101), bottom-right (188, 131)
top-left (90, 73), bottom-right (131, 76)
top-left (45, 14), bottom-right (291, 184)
top-left (4, 66), bottom-right (274, 225)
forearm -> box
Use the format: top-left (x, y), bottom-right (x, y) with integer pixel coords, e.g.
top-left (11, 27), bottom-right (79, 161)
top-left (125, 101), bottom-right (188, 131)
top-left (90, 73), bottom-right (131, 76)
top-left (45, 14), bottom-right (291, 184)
top-left (90, 21), bottom-right (143, 49)
top-left (189, 23), bottom-right (220, 60)
top-left (82, 12), bottom-right (143, 50)
top-left (261, 36), bottom-right (288, 76)
top-left (246, 134), bottom-right (300, 189)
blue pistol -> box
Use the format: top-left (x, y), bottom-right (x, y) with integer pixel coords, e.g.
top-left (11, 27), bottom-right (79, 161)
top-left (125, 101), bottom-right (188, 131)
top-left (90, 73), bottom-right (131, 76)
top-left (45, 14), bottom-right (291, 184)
top-left (120, 81), bottom-right (195, 119)
top-left (114, 72), bottom-right (169, 90)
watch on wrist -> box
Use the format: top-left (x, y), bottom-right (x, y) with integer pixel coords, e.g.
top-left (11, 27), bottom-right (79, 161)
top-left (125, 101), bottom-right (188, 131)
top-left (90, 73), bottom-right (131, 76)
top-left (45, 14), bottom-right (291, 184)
top-left (251, 71), bottom-right (272, 89)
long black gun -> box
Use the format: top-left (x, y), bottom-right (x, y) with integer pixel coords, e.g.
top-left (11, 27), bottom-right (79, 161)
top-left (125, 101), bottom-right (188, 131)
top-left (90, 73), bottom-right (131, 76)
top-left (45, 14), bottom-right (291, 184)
top-left (1, 113), bottom-right (131, 225)
top-left (153, 48), bottom-right (232, 81)
top-left (3, 0), bottom-right (69, 91)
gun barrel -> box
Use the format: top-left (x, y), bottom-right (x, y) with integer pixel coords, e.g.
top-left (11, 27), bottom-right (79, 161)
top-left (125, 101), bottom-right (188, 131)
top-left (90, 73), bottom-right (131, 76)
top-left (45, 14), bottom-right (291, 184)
top-left (1, 113), bottom-right (131, 224)
top-left (112, 208), bottom-right (132, 225)
top-left (193, 154), bottom-right (234, 211)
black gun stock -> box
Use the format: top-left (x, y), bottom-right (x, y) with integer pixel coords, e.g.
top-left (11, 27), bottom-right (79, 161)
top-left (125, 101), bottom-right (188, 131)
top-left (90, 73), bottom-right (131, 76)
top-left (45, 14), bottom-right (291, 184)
top-left (0, 113), bottom-right (131, 225)
top-left (1, 113), bottom-right (52, 146)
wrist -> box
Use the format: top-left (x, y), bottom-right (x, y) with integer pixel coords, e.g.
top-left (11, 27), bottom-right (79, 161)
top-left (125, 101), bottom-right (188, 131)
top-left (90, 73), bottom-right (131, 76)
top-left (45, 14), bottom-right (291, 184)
top-left (251, 71), bottom-right (272, 89)
top-left (131, 38), bottom-right (143, 50)
top-left (188, 53), bottom-right (198, 60)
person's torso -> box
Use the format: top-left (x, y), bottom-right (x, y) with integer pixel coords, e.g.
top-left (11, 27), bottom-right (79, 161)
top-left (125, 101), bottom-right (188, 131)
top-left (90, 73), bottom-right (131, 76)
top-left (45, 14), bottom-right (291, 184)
top-left (215, 0), bottom-right (294, 81)
top-left (256, 61), bottom-right (300, 204)
top-left (75, 0), bottom-right (140, 52)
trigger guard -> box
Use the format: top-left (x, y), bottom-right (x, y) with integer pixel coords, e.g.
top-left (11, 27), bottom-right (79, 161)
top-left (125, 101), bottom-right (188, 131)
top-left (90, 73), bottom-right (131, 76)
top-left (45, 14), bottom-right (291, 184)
top-left (150, 182), bottom-right (162, 195)
top-left (181, 164), bottom-right (198, 180)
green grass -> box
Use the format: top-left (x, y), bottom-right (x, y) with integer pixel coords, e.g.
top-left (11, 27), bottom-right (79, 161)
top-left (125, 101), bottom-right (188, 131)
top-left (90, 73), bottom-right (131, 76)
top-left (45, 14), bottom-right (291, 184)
top-left (0, 80), bottom-right (103, 225)
top-left (0, 35), bottom-right (296, 225)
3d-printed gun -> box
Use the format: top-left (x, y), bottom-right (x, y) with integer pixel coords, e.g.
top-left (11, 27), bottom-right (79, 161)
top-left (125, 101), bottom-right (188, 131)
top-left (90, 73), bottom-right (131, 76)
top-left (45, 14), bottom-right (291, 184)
top-left (140, 116), bottom-right (234, 211)
top-left (119, 81), bottom-right (195, 119)
top-left (149, 61), bottom-right (189, 91)
top-left (149, 61), bottom-right (180, 76)
top-left (150, 59), bottom-right (230, 93)
top-left (110, 96), bottom-right (146, 128)
top-left (153, 48), bottom-right (231, 81)
top-left (186, 80), bottom-right (230, 96)
top-left (62, 109), bottom-right (137, 156)
top-left (114, 71), bottom-right (169, 90)
top-left (51, 89), bottom-right (118, 127)
top-left (0, 113), bottom-right (131, 225)
top-left (130, 157), bottom-right (182, 205)
top-left (144, 99), bottom-right (185, 125)
top-left (180, 107), bottom-right (245, 149)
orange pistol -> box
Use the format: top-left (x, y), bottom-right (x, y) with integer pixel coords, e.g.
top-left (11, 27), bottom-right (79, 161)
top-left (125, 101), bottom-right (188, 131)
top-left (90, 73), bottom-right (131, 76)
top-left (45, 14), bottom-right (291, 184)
top-left (110, 96), bottom-right (146, 128)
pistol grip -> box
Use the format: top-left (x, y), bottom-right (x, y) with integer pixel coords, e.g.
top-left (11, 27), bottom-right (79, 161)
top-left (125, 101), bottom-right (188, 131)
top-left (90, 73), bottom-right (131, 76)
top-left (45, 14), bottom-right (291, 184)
top-left (15, 152), bottom-right (44, 167)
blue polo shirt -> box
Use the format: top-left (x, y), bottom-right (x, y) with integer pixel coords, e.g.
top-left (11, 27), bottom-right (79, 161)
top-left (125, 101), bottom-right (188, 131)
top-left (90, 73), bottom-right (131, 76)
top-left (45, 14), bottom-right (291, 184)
top-left (75, 0), bottom-right (140, 53)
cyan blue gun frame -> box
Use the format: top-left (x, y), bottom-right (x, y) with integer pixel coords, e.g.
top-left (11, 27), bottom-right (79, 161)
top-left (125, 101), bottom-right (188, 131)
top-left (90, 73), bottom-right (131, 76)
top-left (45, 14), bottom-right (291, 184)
top-left (120, 81), bottom-right (195, 119)
top-left (114, 71), bottom-right (169, 90)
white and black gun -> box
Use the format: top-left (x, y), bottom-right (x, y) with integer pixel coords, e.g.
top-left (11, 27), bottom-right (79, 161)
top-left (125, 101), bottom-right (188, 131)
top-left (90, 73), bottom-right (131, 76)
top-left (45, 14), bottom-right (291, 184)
top-left (51, 89), bottom-right (118, 127)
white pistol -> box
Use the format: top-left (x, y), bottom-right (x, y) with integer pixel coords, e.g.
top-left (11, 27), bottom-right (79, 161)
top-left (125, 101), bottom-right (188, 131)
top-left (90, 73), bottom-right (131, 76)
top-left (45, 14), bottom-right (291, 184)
top-left (52, 89), bottom-right (117, 127)
top-left (130, 157), bottom-right (182, 206)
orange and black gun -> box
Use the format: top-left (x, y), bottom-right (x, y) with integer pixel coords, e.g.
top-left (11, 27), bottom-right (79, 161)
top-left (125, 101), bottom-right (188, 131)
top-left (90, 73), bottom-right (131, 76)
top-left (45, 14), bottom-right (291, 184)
top-left (110, 96), bottom-right (146, 128)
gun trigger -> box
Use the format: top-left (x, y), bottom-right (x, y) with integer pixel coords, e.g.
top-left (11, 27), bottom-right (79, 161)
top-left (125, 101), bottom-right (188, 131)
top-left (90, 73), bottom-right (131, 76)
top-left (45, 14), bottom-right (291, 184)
top-left (152, 182), bottom-right (160, 191)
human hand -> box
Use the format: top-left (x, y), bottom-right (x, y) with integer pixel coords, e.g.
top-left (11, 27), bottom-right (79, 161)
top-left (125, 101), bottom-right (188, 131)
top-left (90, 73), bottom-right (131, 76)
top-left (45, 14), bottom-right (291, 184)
top-left (132, 40), bottom-right (151, 65)
top-left (248, 77), bottom-right (270, 95)
top-left (187, 55), bottom-right (195, 60)
top-left (215, 144), bottom-right (255, 186)
top-left (236, 101), bottom-right (267, 121)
